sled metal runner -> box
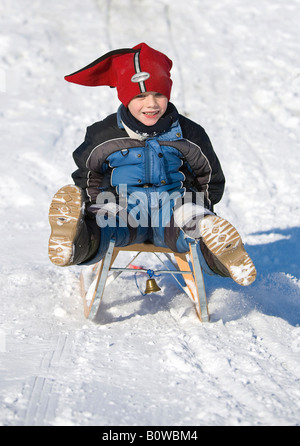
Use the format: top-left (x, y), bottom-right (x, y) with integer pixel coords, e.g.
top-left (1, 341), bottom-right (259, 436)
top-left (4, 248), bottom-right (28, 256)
top-left (80, 240), bottom-right (209, 323)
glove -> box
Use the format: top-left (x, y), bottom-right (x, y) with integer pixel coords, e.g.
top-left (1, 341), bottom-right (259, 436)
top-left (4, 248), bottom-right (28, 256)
top-left (88, 192), bottom-right (127, 228)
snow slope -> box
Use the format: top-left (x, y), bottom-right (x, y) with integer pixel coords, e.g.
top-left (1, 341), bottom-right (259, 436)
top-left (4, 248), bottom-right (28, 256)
top-left (1, 0), bottom-right (300, 426)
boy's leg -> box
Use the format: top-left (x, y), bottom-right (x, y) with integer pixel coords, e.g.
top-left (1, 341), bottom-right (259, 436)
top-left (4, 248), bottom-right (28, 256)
top-left (48, 184), bottom-right (150, 267)
top-left (155, 202), bottom-right (256, 286)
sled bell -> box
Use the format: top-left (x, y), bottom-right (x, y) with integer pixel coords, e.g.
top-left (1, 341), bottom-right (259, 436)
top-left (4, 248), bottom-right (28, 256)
top-left (144, 278), bottom-right (161, 294)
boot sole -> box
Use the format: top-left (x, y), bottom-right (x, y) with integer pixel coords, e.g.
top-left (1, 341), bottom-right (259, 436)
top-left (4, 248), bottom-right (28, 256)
top-left (200, 216), bottom-right (256, 286)
top-left (48, 185), bottom-right (84, 266)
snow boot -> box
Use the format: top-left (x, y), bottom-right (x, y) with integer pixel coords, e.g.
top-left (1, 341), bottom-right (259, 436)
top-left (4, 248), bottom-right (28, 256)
top-left (48, 185), bottom-right (97, 266)
top-left (200, 215), bottom-right (256, 286)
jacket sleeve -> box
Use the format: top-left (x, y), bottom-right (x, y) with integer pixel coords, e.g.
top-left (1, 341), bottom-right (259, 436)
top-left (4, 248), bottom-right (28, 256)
top-left (71, 114), bottom-right (118, 205)
top-left (179, 115), bottom-right (225, 211)
top-left (71, 125), bottom-right (101, 205)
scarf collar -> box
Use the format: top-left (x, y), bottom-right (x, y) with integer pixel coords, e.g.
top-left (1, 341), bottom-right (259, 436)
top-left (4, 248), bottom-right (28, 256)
top-left (119, 102), bottom-right (179, 138)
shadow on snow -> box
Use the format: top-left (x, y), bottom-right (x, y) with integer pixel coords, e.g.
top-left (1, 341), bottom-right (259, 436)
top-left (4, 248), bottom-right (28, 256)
top-left (93, 227), bottom-right (300, 327)
top-left (205, 226), bottom-right (300, 326)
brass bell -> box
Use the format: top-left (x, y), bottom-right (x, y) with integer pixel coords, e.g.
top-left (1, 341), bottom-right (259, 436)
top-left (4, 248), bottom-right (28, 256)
top-left (144, 278), bottom-right (161, 294)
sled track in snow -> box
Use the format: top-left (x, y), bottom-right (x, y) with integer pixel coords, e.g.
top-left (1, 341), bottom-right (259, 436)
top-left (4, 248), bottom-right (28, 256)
top-left (20, 334), bottom-right (74, 426)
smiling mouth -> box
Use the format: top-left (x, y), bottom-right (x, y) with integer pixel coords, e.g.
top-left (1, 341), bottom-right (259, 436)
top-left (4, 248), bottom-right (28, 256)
top-left (143, 111), bottom-right (160, 116)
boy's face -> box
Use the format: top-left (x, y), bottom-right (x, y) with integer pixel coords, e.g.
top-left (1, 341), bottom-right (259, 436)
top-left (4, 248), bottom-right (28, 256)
top-left (128, 92), bottom-right (168, 126)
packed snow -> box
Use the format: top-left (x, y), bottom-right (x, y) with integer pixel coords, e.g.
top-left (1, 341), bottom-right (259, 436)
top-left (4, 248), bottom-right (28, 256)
top-left (1, 0), bottom-right (300, 426)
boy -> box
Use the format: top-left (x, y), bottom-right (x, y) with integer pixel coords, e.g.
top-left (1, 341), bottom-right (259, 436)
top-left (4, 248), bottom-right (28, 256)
top-left (48, 43), bottom-right (256, 286)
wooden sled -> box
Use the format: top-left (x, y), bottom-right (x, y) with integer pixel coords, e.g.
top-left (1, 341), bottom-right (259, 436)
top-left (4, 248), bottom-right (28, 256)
top-left (80, 240), bottom-right (209, 323)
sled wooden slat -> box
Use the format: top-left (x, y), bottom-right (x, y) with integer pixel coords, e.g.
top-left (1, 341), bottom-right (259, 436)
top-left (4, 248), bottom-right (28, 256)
top-left (80, 240), bottom-right (209, 323)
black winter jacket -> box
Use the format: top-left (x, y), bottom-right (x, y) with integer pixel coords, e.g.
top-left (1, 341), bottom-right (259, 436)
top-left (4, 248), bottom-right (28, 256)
top-left (72, 112), bottom-right (225, 212)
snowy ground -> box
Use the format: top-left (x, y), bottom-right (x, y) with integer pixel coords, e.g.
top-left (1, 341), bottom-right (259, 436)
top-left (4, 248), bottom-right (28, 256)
top-left (0, 0), bottom-right (300, 426)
